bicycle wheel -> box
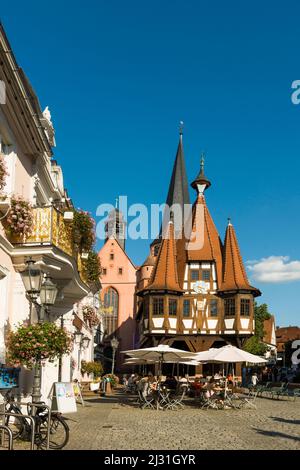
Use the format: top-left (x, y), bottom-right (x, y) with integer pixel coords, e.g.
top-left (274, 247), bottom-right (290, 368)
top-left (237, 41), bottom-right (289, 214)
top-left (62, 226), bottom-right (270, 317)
top-left (5, 413), bottom-right (26, 440)
top-left (38, 414), bottom-right (69, 449)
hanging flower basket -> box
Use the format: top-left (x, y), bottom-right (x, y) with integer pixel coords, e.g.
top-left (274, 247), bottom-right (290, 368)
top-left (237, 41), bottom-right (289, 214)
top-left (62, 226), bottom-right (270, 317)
top-left (5, 195), bottom-right (33, 238)
top-left (82, 305), bottom-right (100, 328)
top-left (72, 210), bottom-right (95, 252)
top-left (82, 251), bottom-right (101, 284)
top-left (5, 322), bottom-right (73, 369)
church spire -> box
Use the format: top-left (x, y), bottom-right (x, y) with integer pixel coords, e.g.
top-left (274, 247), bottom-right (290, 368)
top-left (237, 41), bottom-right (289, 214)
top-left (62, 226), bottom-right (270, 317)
top-left (191, 152), bottom-right (211, 194)
top-left (151, 125), bottom-right (190, 251)
top-left (165, 124), bottom-right (190, 209)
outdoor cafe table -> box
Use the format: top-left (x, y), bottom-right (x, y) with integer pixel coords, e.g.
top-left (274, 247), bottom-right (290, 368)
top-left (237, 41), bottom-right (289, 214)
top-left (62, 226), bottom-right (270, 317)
top-left (150, 386), bottom-right (172, 410)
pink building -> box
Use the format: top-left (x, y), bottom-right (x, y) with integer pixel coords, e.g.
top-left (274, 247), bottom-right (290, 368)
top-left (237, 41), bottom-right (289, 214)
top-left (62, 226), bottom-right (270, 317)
top-left (98, 207), bottom-right (136, 372)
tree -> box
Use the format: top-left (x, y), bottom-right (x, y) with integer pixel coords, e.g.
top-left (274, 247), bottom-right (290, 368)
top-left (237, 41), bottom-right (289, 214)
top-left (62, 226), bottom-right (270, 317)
top-left (243, 302), bottom-right (272, 356)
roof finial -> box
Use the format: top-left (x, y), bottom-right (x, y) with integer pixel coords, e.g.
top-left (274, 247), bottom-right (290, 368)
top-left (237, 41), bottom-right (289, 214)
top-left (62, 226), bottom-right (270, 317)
top-left (179, 120), bottom-right (184, 136)
top-left (115, 197), bottom-right (119, 209)
top-left (227, 217), bottom-right (232, 226)
top-left (200, 151), bottom-right (205, 175)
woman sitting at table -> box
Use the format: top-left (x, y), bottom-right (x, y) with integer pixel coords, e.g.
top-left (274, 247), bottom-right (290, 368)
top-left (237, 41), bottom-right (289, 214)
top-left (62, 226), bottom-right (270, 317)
top-left (203, 377), bottom-right (217, 399)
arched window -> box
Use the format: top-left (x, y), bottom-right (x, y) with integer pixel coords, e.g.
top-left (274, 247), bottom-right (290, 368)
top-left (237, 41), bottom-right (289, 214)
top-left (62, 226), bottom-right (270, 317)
top-left (103, 287), bottom-right (119, 336)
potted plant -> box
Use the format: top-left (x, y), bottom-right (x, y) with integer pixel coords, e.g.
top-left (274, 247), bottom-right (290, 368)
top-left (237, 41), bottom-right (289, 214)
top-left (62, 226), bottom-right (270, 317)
top-left (80, 360), bottom-right (103, 390)
top-left (5, 195), bottom-right (33, 239)
top-left (103, 373), bottom-right (119, 389)
top-left (5, 322), bottom-right (73, 368)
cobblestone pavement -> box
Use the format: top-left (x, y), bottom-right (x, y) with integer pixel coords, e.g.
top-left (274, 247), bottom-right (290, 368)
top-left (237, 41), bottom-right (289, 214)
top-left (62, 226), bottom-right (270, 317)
top-left (64, 391), bottom-right (300, 450)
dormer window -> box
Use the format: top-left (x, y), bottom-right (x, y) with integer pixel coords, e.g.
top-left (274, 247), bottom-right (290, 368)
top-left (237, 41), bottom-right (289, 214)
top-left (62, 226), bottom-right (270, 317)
top-left (224, 298), bottom-right (235, 316)
top-left (191, 270), bottom-right (199, 281)
top-left (241, 298), bottom-right (250, 316)
top-left (152, 297), bottom-right (164, 316)
top-left (183, 299), bottom-right (190, 317)
top-left (210, 299), bottom-right (218, 317)
top-left (169, 299), bottom-right (177, 316)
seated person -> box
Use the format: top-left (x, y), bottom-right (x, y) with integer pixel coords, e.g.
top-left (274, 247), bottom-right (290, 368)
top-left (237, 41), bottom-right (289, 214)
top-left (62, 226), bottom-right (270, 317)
top-left (203, 377), bottom-right (216, 398)
top-left (227, 373), bottom-right (233, 385)
top-left (214, 371), bottom-right (222, 380)
top-left (163, 375), bottom-right (178, 390)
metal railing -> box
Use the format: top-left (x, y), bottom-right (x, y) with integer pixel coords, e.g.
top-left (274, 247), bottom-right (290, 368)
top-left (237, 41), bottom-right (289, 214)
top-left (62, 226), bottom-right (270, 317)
top-left (0, 424), bottom-right (13, 450)
top-left (26, 402), bottom-right (51, 450)
top-left (1, 402), bottom-right (51, 450)
top-left (0, 412), bottom-right (35, 450)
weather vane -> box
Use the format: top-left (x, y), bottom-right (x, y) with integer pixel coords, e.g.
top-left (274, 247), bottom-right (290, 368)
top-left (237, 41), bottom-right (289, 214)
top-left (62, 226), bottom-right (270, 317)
top-left (179, 121), bottom-right (184, 135)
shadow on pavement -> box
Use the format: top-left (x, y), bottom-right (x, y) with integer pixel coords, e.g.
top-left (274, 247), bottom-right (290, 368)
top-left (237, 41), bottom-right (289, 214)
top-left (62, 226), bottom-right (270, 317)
top-left (253, 428), bottom-right (300, 442)
top-left (270, 417), bottom-right (300, 425)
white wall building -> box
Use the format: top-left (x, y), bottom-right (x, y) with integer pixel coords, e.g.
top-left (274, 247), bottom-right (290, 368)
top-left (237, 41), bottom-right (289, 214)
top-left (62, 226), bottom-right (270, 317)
top-left (0, 24), bottom-right (99, 403)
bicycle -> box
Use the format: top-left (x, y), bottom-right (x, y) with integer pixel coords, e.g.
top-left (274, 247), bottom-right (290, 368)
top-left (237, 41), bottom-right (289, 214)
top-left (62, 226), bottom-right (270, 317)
top-left (4, 390), bottom-right (69, 449)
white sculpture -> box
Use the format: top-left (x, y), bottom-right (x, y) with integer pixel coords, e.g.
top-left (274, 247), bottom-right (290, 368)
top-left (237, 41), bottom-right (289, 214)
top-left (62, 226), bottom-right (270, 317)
top-left (42, 106), bottom-right (52, 123)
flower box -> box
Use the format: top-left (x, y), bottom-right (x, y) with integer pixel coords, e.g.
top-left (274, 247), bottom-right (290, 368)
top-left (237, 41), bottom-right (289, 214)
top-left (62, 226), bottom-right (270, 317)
top-left (63, 211), bottom-right (74, 222)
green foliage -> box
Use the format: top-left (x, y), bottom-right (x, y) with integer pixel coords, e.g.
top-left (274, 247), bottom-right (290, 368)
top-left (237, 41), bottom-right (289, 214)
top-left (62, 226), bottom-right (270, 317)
top-left (103, 373), bottom-right (119, 387)
top-left (243, 335), bottom-right (267, 356)
top-left (6, 322), bottom-right (72, 369)
top-left (243, 302), bottom-right (272, 356)
top-left (253, 303), bottom-right (271, 339)
top-left (81, 360), bottom-right (103, 378)
top-left (82, 251), bottom-right (101, 283)
top-left (72, 210), bottom-right (95, 252)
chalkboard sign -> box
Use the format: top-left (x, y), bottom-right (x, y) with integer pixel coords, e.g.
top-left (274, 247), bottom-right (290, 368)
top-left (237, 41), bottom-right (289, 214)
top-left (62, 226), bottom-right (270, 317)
top-left (51, 382), bottom-right (77, 413)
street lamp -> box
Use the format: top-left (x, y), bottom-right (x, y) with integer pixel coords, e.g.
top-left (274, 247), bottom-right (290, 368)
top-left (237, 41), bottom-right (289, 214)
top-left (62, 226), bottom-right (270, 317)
top-left (21, 259), bottom-right (58, 404)
top-left (40, 275), bottom-right (58, 307)
top-left (81, 336), bottom-right (91, 349)
top-left (21, 258), bottom-right (43, 301)
top-left (110, 337), bottom-right (119, 375)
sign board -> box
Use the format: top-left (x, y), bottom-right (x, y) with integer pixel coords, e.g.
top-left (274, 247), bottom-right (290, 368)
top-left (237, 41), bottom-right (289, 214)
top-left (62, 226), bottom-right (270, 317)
top-left (51, 382), bottom-right (77, 413)
top-left (73, 381), bottom-right (85, 406)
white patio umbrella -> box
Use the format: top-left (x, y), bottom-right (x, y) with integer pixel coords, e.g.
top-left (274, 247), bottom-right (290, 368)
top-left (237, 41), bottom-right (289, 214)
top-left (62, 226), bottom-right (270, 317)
top-left (122, 345), bottom-right (196, 375)
top-left (190, 345), bottom-right (267, 394)
top-left (192, 345), bottom-right (267, 365)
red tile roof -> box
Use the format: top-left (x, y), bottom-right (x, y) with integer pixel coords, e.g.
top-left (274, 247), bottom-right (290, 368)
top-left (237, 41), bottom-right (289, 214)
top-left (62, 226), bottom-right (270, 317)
top-left (186, 194), bottom-right (223, 284)
top-left (141, 221), bottom-right (183, 293)
top-left (220, 222), bottom-right (260, 295)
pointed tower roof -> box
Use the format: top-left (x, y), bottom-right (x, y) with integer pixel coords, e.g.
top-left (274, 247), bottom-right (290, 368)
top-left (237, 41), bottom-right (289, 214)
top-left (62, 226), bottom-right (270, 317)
top-left (186, 194), bottom-right (223, 284)
top-left (165, 127), bottom-right (190, 210)
top-left (191, 153), bottom-right (211, 193)
top-left (220, 220), bottom-right (261, 296)
top-left (151, 126), bottom-right (190, 247)
top-left (140, 221), bottom-right (183, 294)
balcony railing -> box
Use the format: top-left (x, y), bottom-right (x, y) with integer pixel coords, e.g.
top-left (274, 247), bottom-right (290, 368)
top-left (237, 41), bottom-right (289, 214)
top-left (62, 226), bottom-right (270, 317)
top-left (11, 206), bottom-right (74, 257)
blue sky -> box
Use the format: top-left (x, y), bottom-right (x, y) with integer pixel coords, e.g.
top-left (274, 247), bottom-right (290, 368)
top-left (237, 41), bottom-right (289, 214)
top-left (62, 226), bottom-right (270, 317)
top-left (1, 1), bottom-right (300, 326)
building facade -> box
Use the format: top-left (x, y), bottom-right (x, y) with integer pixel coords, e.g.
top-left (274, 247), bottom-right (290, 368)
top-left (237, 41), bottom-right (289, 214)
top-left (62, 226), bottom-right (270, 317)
top-left (97, 207), bottom-right (136, 372)
top-left (0, 24), bottom-right (99, 402)
top-left (136, 132), bottom-right (261, 364)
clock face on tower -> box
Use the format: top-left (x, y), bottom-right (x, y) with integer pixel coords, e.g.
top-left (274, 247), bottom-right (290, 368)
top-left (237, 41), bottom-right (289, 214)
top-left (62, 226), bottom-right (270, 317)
top-left (192, 281), bottom-right (209, 294)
